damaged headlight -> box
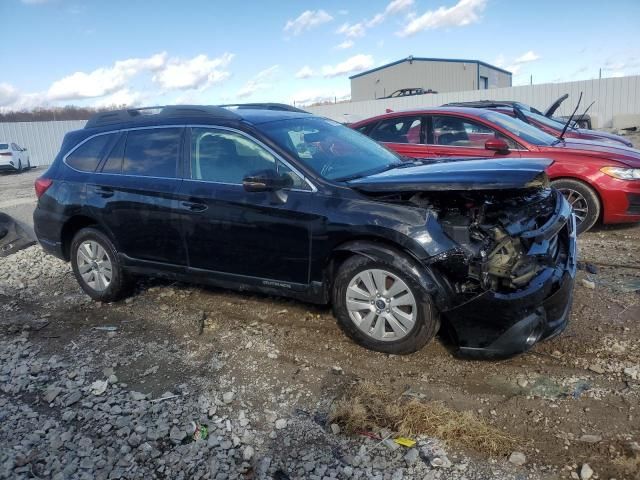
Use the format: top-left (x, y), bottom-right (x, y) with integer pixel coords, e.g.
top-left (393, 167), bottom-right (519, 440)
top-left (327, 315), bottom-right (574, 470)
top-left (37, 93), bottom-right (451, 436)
top-left (600, 167), bottom-right (640, 180)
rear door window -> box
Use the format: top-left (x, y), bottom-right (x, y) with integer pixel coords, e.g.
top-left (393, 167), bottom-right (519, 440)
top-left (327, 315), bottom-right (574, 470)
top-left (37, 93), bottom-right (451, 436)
top-left (66, 134), bottom-right (114, 172)
top-left (369, 116), bottom-right (423, 144)
top-left (122, 128), bottom-right (182, 178)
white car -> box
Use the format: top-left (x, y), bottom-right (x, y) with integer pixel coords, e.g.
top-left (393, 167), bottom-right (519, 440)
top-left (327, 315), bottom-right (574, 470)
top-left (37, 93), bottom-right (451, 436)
top-left (0, 142), bottom-right (30, 173)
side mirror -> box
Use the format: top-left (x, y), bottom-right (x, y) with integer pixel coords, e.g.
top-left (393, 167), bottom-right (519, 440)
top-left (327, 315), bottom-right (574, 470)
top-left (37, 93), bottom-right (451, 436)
top-left (22, 148), bottom-right (27, 152)
top-left (485, 138), bottom-right (510, 154)
top-left (242, 170), bottom-right (293, 193)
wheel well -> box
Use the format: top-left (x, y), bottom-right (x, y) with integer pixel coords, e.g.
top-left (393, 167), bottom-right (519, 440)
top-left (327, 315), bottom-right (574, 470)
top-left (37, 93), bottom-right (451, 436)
top-left (324, 238), bottom-right (423, 292)
top-left (60, 216), bottom-right (98, 261)
top-left (551, 176), bottom-right (604, 222)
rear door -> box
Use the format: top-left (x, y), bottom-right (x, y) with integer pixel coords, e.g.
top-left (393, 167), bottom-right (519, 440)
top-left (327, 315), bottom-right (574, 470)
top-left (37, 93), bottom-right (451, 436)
top-left (88, 127), bottom-right (188, 267)
top-left (367, 115), bottom-right (430, 158)
top-left (426, 115), bottom-right (522, 159)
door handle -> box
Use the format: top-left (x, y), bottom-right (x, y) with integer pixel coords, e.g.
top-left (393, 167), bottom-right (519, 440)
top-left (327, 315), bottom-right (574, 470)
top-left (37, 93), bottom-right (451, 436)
top-left (94, 186), bottom-right (114, 198)
top-left (181, 201), bottom-right (207, 212)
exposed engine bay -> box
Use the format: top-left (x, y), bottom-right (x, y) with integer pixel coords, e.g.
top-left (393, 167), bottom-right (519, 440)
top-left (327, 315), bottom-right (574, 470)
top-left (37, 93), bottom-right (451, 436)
top-left (378, 187), bottom-right (566, 296)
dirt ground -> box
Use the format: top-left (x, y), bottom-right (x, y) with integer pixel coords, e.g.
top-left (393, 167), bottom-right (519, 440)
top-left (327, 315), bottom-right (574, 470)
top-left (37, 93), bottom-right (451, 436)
top-left (1, 144), bottom-right (640, 479)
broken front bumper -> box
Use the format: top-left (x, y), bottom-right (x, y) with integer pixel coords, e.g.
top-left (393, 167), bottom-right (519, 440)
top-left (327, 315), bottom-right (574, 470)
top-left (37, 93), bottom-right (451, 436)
top-left (443, 196), bottom-right (577, 359)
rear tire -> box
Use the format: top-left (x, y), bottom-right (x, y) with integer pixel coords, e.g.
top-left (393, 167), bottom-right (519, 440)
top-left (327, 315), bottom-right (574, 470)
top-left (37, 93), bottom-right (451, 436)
top-left (70, 227), bottom-right (131, 302)
top-left (332, 254), bottom-right (439, 354)
top-left (551, 179), bottom-right (600, 234)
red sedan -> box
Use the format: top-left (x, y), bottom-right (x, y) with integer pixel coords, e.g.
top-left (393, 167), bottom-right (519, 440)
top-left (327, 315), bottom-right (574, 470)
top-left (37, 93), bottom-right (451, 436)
top-left (351, 107), bottom-right (640, 233)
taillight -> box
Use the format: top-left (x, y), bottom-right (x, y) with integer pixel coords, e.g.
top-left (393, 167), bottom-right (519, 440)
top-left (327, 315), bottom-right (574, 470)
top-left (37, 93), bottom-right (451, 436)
top-left (0, 152), bottom-right (12, 156)
top-left (35, 177), bottom-right (53, 198)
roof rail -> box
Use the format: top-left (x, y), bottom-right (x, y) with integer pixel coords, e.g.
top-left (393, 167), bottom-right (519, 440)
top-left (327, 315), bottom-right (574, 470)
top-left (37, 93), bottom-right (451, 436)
top-left (219, 103), bottom-right (309, 113)
top-left (85, 105), bottom-right (240, 129)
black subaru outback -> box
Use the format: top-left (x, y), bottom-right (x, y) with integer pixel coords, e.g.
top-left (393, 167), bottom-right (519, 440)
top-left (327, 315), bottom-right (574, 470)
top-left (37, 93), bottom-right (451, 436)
top-left (34, 105), bottom-right (576, 358)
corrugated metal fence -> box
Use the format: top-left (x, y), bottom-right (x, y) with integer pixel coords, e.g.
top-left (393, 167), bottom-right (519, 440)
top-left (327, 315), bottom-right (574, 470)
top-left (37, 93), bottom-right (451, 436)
top-left (0, 120), bottom-right (86, 167)
top-left (1, 75), bottom-right (638, 167)
top-left (308, 75), bottom-right (640, 127)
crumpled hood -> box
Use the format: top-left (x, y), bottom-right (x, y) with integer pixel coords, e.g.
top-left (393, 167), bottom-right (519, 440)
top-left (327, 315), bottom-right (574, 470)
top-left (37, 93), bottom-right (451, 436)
top-left (348, 158), bottom-right (553, 192)
top-left (546, 138), bottom-right (640, 167)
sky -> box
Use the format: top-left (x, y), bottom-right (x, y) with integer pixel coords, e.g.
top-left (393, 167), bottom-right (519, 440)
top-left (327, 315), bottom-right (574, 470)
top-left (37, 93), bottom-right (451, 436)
top-left (1, 0), bottom-right (639, 111)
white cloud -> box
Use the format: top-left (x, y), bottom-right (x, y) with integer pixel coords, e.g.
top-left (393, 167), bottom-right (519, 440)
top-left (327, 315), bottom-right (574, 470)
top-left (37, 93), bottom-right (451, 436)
top-left (0, 83), bottom-right (20, 107)
top-left (152, 53), bottom-right (233, 90)
top-left (295, 66), bottom-right (314, 79)
top-left (336, 22), bottom-right (366, 38)
top-left (350, 0), bottom-right (415, 36)
top-left (93, 89), bottom-right (143, 108)
top-left (0, 92), bottom-right (48, 112)
top-left (398, 0), bottom-right (486, 36)
top-left (515, 51), bottom-right (541, 63)
top-left (284, 10), bottom-right (333, 36)
top-left (1, 51), bottom-right (236, 111)
top-left (322, 54), bottom-right (374, 78)
top-left (366, 13), bottom-right (385, 28)
top-left (385, 0), bottom-right (414, 15)
top-left (48, 52), bottom-right (167, 101)
top-left (336, 40), bottom-right (355, 50)
top-left (237, 65), bottom-right (279, 98)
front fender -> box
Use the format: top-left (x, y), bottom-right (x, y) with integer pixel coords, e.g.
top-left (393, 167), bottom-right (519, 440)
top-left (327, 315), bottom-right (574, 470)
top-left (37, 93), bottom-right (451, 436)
top-left (334, 240), bottom-right (453, 311)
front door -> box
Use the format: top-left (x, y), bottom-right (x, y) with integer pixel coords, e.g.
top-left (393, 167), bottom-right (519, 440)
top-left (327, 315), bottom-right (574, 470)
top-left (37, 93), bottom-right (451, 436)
top-left (426, 115), bottom-right (522, 159)
top-left (179, 127), bottom-right (316, 285)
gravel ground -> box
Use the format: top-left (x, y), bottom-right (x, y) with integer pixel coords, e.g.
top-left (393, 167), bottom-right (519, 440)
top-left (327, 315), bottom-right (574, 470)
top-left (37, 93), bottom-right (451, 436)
top-left (1, 131), bottom-right (639, 479)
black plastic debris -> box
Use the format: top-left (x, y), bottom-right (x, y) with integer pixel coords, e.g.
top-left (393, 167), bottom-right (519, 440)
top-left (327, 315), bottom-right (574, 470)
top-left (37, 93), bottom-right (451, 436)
top-left (0, 212), bottom-right (35, 257)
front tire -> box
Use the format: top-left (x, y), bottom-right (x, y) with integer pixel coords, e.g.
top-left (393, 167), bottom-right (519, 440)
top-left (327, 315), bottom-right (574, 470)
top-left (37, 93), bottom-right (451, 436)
top-left (17, 160), bottom-right (22, 173)
top-left (551, 179), bottom-right (600, 234)
top-left (332, 254), bottom-right (439, 354)
top-left (70, 227), bottom-right (130, 302)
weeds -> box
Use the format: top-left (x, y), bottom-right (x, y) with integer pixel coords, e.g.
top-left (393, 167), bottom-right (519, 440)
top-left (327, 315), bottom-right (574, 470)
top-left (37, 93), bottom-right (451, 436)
top-left (329, 381), bottom-right (517, 457)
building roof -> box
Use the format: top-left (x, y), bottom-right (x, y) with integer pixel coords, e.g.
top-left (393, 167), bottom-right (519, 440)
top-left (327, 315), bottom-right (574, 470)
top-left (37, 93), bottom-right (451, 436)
top-left (349, 56), bottom-right (512, 80)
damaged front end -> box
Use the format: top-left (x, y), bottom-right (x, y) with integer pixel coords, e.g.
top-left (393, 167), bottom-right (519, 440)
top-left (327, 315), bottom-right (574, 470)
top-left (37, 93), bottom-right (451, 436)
top-left (418, 187), bottom-right (576, 358)
top-left (349, 158), bottom-right (577, 358)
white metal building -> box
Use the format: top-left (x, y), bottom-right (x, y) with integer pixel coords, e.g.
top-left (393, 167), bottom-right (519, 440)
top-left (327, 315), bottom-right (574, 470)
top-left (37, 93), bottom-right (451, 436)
top-left (350, 56), bottom-right (512, 101)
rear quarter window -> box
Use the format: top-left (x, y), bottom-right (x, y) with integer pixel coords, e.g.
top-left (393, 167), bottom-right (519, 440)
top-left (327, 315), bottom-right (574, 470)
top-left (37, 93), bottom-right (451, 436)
top-left (65, 134), bottom-right (114, 172)
top-left (0, 144), bottom-right (9, 150)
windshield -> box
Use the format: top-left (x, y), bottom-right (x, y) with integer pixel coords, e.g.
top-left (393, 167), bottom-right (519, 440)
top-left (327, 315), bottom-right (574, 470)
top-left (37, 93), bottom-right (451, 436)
top-left (257, 116), bottom-right (402, 181)
top-left (523, 110), bottom-right (568, 132)
top-left (480, 111), bottom-right (558, 146)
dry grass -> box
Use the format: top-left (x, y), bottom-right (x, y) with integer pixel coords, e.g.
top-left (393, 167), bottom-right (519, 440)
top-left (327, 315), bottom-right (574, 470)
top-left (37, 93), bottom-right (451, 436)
top-left (612, 455), bottom-right (640, 476)
top-left (329, 381), bottom-right (517, 457)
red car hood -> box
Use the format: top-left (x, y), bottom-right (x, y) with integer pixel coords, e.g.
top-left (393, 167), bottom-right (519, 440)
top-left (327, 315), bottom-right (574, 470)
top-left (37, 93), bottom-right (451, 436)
top-left (541, 138), bottom-right (640, 167)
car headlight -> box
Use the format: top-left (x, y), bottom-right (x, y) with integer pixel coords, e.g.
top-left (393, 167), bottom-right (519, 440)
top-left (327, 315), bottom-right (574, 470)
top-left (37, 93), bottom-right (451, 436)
top-left (600, 167), bottom-right (640, 180)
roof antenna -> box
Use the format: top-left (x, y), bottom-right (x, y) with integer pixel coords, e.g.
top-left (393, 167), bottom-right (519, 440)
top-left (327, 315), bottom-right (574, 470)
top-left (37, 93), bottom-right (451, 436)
top-left (559, 92), bottom-right (582, 141)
